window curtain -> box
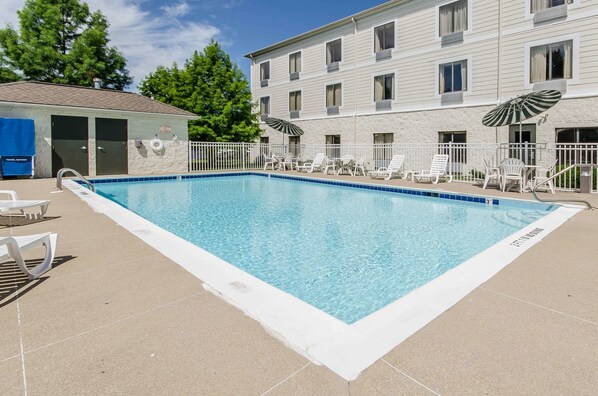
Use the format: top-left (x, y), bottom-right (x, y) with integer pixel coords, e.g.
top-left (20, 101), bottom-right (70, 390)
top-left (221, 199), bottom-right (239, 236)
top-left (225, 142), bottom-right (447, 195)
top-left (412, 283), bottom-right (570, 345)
top-left (374, 28), bottom-right (382, 52)
top-left (326, 43), bottom-right (332, 64)
top-left (327, 40), bottom-right (341, 64)
top-left (530, 45), bottom-right (547, 83)
top-left (439, 0), bottom-right (467, 36)
top-left (260, 98), bottom-right (269, 115)
top-left (326, 85), bottom-right (334, 107)
top-left (374, 76), bottom-right (384, 101)
top-left (290, 53), bottom-right (301, 73)
top-left (439, 65), bottom-right (446, 94)
top-left (563, 40), bottom-right (573, 79)
top-left (260, 63), bottom-right (269, 80)
top-left (334, 84), bottom-right (342, 106)
top-left (460, 60), bottom-right (467, 91)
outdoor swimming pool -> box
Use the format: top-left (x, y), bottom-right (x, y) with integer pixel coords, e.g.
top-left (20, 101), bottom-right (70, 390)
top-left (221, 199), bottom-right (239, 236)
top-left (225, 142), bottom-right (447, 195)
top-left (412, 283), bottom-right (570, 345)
top-left (94, 173), bottom-right (555, 324)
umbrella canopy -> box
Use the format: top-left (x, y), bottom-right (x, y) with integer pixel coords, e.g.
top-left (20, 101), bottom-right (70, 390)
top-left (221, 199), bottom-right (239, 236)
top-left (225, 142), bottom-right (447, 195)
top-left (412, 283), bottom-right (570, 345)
top-left (482, 90), bottom-right (562, 127)
top-left (264, 117), bottom-right (304, 136)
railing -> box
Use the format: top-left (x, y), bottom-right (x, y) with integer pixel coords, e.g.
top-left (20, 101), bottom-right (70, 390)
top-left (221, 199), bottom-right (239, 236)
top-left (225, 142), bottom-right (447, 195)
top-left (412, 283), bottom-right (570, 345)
top-left (532, 164), bottom-right (593, 209)
top-left (188, 142), bottom-right (598, 193)
top-left (56, 168), bottom-right (95, 192)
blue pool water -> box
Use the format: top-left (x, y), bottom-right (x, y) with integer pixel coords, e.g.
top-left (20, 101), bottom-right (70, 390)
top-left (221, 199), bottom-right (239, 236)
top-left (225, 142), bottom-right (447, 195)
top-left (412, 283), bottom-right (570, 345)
top-left (95, 174), bottom-right (554, 324)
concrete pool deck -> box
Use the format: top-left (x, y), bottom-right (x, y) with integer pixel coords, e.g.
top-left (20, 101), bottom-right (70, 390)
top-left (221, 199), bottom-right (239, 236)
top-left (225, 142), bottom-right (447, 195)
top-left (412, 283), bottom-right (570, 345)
top-left (1, 174), bottom-right (597, 395)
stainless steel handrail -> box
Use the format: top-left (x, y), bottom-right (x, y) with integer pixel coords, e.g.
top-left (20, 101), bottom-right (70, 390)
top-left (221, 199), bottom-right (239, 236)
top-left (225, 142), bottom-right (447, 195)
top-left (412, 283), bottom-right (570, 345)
top-left (56, 168), bottom-right (95, 192)
top-left (531, 163), bottom-right (593, 209)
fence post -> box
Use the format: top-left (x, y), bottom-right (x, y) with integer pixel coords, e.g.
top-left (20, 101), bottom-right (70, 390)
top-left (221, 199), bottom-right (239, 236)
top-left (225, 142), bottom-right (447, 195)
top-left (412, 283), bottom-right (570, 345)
top-left (242, 142), bottom-right (246, 170)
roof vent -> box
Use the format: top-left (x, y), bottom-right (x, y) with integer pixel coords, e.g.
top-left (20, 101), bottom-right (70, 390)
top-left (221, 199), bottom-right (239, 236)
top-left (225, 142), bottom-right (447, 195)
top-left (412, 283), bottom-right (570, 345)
top-left (93, 78), bottom-right (101, 89)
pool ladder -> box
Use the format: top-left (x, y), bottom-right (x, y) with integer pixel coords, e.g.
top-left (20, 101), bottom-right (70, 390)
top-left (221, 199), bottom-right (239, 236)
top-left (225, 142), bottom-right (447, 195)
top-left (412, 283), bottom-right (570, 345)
top-left (531, 163), bottom-right (592, 210)
top-left (56, 168), bottom-right (96, 192)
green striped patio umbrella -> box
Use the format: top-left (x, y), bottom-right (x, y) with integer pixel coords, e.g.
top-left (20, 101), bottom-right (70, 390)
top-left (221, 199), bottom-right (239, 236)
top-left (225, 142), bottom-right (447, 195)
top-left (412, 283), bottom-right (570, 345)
top-left (482, 90), bottom-right (562, 130)
top-left (265, 117), bottom-right (304, 137)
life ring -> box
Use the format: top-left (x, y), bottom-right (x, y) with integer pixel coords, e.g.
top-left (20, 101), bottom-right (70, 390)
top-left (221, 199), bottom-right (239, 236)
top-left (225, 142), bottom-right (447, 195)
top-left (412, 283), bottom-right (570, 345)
top-left (150, 138), bottom-right (164, 151)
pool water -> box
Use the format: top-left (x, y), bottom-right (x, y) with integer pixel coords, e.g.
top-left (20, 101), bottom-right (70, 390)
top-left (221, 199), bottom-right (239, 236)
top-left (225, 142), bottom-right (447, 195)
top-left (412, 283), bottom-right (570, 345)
top-left (96, 175), bottom-right (553, 324)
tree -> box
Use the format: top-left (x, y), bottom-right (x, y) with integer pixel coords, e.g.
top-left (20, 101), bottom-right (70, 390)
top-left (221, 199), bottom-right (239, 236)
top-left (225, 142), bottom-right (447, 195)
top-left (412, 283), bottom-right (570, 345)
top-left (0, 0), bottom-right (132, 89)
top-left (140, 41), bottom-right (262, 142)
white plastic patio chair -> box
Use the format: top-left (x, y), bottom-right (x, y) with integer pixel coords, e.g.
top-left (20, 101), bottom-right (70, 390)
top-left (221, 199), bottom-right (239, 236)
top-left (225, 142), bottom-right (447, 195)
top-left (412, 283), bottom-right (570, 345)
top-left (368, 155), bottom-right (405, 180)
top-left (529, 159), bottom-right (558, 194)
top-left (500, 158), bottom-right (525, 193)
top-left (263, 153), bottom-right (278, 170)
top-left (353, 157), bottom-right (367, 176)
top-left (413, 154), bottom-right (451, 184)
top-left (0, 233), bottom-right (58, 279)
top-left (482, 159), bottom-right (501, 189)
top-left (0, 190), bottom-right (50, 219)
top-left (336, 154), bottom-right (355, 175)
top-left (296, 153), bottom-right (326, 173)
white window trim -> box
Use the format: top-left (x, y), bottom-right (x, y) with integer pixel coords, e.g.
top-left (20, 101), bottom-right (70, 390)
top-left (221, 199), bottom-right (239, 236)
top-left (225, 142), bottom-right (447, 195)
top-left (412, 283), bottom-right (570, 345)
top-left (288, 89), bottom-right (303, 113)
top-left (259, 59), bottom-right (272, 81)
top-left (523, 34), bottom-right (579, 89)
top-left (288, 50), bottom-right (303, 75)
top-left (325, 79), bottom-right (345, 109)
top-left (371, 70), bottom-right (398, 104)
top-left (524, 0), bottom-right (579, 20)
top-left (324, 37), bottom-right (344, 67)
top-left (435, 55), bottom-right (472, 98)
top-left (259, 96), bottom-right (270, 117)
top-left (435, 0), bottom-right (472, 41)
top-left (371, 19), bottom-right (398, 54)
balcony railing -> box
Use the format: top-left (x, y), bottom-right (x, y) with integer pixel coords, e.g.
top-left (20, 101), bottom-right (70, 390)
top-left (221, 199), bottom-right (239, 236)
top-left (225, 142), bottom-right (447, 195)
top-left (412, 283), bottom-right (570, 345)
top-left (188, 142), bottom-right (598, 193)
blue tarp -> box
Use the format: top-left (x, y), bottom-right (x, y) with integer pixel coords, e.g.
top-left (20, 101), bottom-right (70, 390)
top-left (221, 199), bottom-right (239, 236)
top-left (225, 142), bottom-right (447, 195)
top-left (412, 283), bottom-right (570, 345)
top-left (0, 117), bottom-right (35, 156)
top-left (0, 117), bottom-right (35, 176)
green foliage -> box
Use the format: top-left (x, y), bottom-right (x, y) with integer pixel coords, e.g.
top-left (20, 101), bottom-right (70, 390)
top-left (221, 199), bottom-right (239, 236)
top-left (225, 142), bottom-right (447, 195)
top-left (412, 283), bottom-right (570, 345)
top-left (0, 0), bottom-right (132, 89)
top-left (139, 41), bottom-right (262, 142)
top-left (555, 164), bottom-right (597, 189)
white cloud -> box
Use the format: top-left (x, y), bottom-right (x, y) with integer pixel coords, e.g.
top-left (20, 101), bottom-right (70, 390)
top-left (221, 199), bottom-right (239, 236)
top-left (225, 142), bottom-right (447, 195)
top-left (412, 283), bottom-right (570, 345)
top-left (161, 2), bottom-right (191, 18)
top-left (0, 0), bottom-right (221, 90)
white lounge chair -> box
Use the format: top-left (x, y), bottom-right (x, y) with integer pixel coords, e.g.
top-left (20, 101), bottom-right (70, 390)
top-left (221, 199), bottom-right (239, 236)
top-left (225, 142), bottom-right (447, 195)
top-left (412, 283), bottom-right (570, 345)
top-left (482, 159), bottom-right (501, 189)
top-left (413, 154), bottom-right (451, 184)
top-left (0, 233), bottom-right (58, 279)
top-left (368, 155), bottom-right (405, 180)
top-left (500, 158), bottom-right (525, 193)
top-left (296, 153), bottom-right (326, 173)
top-left (0, 190), bottom-right (50, 219)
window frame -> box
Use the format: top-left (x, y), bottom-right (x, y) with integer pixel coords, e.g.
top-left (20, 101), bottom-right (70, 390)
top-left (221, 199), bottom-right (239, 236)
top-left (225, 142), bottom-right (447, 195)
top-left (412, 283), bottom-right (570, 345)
top-left (325, 83), bottom-right (343, 108)
top-left (435, 55), bottom-right (471, 98)
top-left (288, 51), bottom-right (302, 75)
top-left (259, 96), bottom-right (270, 117)
top-left (373, 21), bottom-right (396, 53)
top-left (524, 34), bottom-right (579, 88)
top-left (325, 38), bottom-right (343, 65)
top-left (288, 90), bottom-right (302, 112)
top-left (259, 61), bottom-right (270, 82)
top-left (373, 73), bottom-right (395, 103)
top-left (438, 60), bottom-right (468, 94)
top-left (525, 0), bottom-right (577, 18)
top-left (436, 0), bottom-right (471, 39)
top-left (438, 131), bottom-right (467, 164)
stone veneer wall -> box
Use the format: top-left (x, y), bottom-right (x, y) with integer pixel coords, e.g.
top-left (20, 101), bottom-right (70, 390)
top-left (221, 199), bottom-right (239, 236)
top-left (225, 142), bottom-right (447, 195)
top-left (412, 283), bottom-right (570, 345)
top-left (259, 97), bottom-right (598, 146)
top-left (0, 103), bottom-right (189, 178)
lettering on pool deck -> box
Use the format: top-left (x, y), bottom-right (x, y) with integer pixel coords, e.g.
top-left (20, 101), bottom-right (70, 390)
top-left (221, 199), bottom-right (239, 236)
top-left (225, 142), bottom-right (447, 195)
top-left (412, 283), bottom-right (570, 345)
top-left (510, 228), bottom-right (544, 247)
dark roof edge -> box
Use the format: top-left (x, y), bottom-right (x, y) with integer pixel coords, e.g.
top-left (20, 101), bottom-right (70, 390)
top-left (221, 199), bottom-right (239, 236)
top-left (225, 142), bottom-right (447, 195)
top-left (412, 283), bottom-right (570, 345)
top-left (0, 99), bottom-right (199, 120)
top-left (244, 0), bottom-right (406, 59)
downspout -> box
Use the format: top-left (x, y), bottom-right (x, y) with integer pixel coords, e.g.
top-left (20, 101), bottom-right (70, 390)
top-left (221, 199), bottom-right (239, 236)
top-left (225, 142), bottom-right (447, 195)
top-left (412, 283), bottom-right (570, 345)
top-left (352, 17), bottom-right (358, 143)
top-left (496, 0), bottom-right (502, 144)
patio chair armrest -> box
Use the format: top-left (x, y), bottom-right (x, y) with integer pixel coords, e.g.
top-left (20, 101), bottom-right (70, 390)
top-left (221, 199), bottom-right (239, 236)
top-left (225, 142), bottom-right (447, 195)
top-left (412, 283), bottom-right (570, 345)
top-left (0, 190), bottom-right (19, 200)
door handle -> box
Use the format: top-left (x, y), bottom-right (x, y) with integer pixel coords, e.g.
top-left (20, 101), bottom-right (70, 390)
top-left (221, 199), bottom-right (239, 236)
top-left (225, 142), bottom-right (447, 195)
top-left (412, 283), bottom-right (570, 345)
top-left (81, 146), bottom-right (87, 152)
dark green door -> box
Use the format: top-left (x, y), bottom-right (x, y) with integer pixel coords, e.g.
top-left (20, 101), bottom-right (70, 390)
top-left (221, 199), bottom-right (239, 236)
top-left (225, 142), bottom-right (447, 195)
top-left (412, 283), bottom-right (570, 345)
top-left (51, 115), bottom-right (89, 177)
top-left (96, 118), bottom-right (128, 175)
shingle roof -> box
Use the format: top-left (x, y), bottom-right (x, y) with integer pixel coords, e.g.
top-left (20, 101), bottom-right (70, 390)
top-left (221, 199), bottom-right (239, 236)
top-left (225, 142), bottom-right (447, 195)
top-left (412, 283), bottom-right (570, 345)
top-left (0, 81), bottom-right (197, 118)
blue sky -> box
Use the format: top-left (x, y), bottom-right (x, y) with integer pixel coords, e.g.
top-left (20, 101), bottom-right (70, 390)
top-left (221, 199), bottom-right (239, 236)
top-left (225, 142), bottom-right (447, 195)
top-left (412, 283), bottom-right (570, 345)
top-left (1, 0), bottom-right (385, 90)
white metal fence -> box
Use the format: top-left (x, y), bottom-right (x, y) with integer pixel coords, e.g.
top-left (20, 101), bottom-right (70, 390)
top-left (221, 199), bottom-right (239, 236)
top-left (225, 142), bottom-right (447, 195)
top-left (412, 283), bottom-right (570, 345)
top-left (188, 142), bottom-right (598, 193)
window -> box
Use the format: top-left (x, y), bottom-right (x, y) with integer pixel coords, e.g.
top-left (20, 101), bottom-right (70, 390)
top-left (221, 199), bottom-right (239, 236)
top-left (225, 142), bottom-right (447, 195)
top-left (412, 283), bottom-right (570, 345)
top-left (373, 133), bottom-right (394, 167)
top-left (439, 60), bottom-right (467, 93)
top-left (260, 62), bottom-right (270, 82)
top-left (289, 91), bottom-right (302, 111)
top-left (374, 74), bottom-right (395, 101)
top-left (326, 39), bottom-right (342, 64)
top-left (374, 22), bottom-right (395, 52)
top-left (439, 0), bottom-right (468, 36)
top-left (288, 135), bottom-right (301, 157)
top-left (260, 97), bottom-right (270, 116)
top-left (556, 128), bottom-right (598, 164)
top-left (326, 83), bottom-right (342, 107)
top-left (530, 40), bottom-right (572, 83)
top-left (325, 135), bottom-right (341, 159)
top-left (439, 131), bottom-right (467, 164)
top-left (289, 51), bottom-right (301, 74)
top-left (531, 0), bottom-right (573, 13)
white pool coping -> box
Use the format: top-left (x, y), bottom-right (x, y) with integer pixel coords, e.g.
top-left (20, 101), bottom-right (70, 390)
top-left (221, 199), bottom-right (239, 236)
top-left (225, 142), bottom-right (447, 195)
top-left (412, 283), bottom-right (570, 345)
top-left (65, 178), bottom-right (581, 380)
